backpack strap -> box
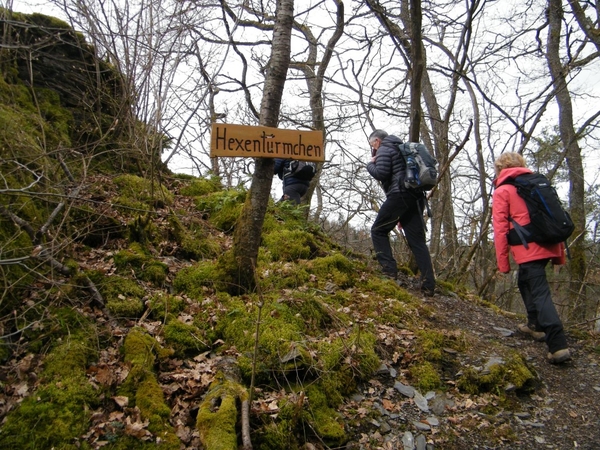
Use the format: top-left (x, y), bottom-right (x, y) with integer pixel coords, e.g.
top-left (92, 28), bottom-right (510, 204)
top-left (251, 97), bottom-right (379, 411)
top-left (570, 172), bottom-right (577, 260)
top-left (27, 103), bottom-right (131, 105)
top-left (508, 219), bottom-right (530, 249)
top-left (496, 177), bottom-right (530, 248)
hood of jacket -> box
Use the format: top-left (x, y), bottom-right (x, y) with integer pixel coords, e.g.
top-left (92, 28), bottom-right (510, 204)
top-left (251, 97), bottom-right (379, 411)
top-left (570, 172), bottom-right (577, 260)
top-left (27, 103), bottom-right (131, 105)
top-left (494, 166), bottom-right (533, 187)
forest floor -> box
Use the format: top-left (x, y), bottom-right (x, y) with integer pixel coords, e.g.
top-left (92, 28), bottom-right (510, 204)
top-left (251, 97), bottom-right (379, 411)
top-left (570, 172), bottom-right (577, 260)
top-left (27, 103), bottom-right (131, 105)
top-left (343, 273), bottom-right (600, 449)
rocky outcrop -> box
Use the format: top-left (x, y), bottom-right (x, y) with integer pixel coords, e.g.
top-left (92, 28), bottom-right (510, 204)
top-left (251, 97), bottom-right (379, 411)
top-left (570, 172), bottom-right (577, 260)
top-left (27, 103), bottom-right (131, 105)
top-left (0, 8), bottom-right (129, 148)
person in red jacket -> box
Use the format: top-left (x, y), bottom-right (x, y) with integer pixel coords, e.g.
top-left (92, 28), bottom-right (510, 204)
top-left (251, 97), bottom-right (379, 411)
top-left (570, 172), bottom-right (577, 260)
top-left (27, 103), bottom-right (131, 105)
top-left (492, 152), bottom-right (570, 364)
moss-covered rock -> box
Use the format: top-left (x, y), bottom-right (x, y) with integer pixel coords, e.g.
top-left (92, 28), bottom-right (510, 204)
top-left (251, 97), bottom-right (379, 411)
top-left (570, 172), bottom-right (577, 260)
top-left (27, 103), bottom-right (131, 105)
top-left (86, 272), bottom-right (146, 318)
top-left (194, 187), bottom-right (247, 232)
top-left (306, 253), bottom-right (358, 289)
top-left (304, 384), bottom-right (347, 446)
top-left (173, 260), bottom-right (229, 296)
top-left (114, 174), bottom-right (174, 211)
top-left (166, 213), bottom-right (221, 260)
top-left (196, 371), bottom-right (247, 450)
top-left (457, 352), bottom-right (538, 395)
top-left (118, 328), bottom-right (179, 448)
top-left (179, 175), bottom-right (223, 197)
top-left (163, 319), bottom-right (210, 357)
top-left (114, 242), bottom-right (169, 286)
top-left (262, 228), bottom-right (319, 262)
top-left (147, 293), bottom-right (185, 321)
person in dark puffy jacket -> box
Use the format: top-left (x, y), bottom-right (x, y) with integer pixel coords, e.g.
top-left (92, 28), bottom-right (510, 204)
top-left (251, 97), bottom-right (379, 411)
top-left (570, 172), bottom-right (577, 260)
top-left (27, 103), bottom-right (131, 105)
top-left (274, 158), bottom-right (310, 204)
top-left (492, 152), bottom-right (570, 364)
top-left (367, 129), bottom-right (435, 296)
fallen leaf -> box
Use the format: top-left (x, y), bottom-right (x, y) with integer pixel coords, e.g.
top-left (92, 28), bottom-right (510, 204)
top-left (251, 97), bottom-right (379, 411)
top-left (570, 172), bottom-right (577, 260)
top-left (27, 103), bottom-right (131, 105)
top-left (113, 396), bottom-right (129, 408)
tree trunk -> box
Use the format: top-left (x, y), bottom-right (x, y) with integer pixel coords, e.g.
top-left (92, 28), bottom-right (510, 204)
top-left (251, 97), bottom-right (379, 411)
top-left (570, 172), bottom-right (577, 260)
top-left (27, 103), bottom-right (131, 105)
top-left (230, 0), bottom-right (294, 293)
top-left (546, 0), bottom-right (588, 320)
top-left (408, 0), bottom-right (423, 142)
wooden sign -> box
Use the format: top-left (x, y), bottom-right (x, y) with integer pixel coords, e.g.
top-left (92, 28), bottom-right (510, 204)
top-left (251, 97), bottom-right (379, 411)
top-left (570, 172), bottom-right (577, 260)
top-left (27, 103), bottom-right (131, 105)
top-left (210, 123), bottom-right (324, 162)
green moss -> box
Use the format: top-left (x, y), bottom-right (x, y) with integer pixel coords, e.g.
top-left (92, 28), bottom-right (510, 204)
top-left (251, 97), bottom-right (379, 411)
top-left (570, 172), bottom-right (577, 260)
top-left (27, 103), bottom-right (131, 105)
top-left (142, 261), bottom-right (169, 285)
top-left (120, 328), bottom-right (179, 448)
top-left (194, 187), bottom-right (247, 232)
top-left (92, 275), bottom-right (145, 318)
top-left (114, 242), bottom-right (148, 268)
top-left (163, 319), bottom-right (209, 357)
top-left (255, 399), bottom-right (303, 449)
top-left (216, 294), bottom-right (306, 380)
top-left (304, 384), bottom-right (347, 446)
top-left (417, 330), bottom-right (446, 361)
top-left (0, 223), bottom-right (34, 310)
top-left (148, 293), bottom-right (185, 321)
top-left (167, 214), bottom-right (221, 259)
top-left (258, 260), bottom-right (312, 290)
top-left (372, 295), bottom-right (413, 324)
top-left (0, 326), bottom-right (98, 449)
top-left (122, 328), bottom-right (158, 383)
top-left (179, 175), bottom-right (223, 196)
top-left (264, 200), bottom-right (321, 234)
top-left (409, 361), bottom-right (442, 392)
top-left (136, 376), bottom-right (173, 428)
top-left (172, 260), bottom-right (228, 296)
top-left (114, 174), bottom-right (174, 210)
top-left (262, 229), bottom-right (318, 262)
top-left (35, 87), bottom-right (73, 146)
top-left (127, 213), bottom-right (160, 245)
top-left (317, 327), bottom-right (380, 405)
top-left (289, 295), bottom-right (335, 332)
top-left (307, 253), bottom-right (357, 288)
top-left (112, 242), bottom-right (168, 285)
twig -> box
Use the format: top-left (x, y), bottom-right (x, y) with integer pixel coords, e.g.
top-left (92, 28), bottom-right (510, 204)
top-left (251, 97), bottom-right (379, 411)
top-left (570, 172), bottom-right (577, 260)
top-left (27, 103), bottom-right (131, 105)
top-left (572, 315), bottom-right (600, 328)
top-left (82, 275), bottom-right (105, 308)
top-left (241, 399), bottom-right (252, 450)
top-left (35, 248), bottom-right (71, 276)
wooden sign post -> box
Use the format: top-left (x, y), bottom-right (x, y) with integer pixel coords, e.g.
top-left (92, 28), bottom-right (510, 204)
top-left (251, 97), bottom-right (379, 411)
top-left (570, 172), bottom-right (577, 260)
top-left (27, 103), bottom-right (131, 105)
top-left (210, 123), bottom-right (324, 162)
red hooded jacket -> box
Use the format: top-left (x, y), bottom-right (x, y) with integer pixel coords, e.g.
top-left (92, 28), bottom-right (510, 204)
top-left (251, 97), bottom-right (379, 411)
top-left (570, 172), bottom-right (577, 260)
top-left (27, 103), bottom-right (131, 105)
top-left (492, 166), bottom-right (565, 273)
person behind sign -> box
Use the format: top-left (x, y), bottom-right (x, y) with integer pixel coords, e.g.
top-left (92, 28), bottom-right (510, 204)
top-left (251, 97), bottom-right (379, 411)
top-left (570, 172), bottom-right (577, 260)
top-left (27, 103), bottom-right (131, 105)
top-left (273, 158), bottom-right (310, 205)
top-left (492, 152), bottom-right (570, 364)
top-left (366, 129), bottom-right (435, 297)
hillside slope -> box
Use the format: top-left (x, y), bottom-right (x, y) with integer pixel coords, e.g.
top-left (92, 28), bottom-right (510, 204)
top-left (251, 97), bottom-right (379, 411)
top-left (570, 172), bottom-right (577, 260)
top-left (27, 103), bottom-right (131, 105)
top-left (0, 174), bottom-right (598, 450)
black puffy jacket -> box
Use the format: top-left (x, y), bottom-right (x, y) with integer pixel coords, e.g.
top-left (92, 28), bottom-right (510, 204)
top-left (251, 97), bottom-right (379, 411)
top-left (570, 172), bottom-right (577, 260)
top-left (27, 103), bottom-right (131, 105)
top-left (366, 135), bottom-right (407, 196)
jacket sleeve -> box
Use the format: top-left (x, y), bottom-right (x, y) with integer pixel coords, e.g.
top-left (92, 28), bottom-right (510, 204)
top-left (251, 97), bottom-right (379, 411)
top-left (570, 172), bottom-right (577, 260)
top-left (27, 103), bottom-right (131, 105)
top-left (367, 148), bottom-right (393, 182)
top-left (273, 158), bottom-right (285, 179)
top-left (492, 186), bottom-right (512, 273)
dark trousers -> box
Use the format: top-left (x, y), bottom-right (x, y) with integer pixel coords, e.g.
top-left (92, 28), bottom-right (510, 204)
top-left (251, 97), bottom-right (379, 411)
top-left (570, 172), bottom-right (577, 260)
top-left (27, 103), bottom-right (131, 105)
top-left (371, 192), bottom-right (435, 291)
top-left (517, 259), bottom-right (568, 353)
top-left (280, 183), bottom-right (308, 204)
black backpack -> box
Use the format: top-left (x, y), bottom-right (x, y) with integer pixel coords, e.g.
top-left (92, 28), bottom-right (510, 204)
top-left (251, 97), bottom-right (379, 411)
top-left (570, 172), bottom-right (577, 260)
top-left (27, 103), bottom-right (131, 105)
top-left (500, 173), bottom-right (574, 248)
top-left (284, 160), bottom-right (316, 181)
top-left (397, 142), bottom-right (438, 192)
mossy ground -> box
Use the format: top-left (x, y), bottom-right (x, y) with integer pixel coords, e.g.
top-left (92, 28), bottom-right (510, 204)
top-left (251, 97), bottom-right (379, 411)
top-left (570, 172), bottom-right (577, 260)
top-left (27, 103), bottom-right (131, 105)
top-left (0, 313), bottom-right (99, 449)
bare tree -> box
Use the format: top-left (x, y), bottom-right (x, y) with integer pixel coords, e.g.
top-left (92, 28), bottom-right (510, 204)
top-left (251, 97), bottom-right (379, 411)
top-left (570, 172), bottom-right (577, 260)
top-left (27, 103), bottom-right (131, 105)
top-left (289, 0), bottom-right (345, 212)
top-left (546, 0), bottom-right (588, 320)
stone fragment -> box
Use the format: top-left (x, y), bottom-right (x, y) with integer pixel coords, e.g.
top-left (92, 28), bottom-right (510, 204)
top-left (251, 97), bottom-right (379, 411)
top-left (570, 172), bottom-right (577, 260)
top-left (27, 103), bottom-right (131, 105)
top-left (394, 381), bottom-right (415, 398)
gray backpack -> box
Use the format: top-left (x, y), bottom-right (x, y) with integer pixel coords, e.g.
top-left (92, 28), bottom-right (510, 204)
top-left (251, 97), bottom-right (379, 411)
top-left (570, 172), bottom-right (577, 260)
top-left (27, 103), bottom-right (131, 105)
top-left (397, 142), bottom-right (438, 192)
top-left (284, 160), bottom-right (316, 181)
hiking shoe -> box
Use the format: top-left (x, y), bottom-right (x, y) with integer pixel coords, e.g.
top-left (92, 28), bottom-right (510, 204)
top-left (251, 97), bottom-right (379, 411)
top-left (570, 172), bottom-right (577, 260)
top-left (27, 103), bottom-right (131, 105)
top-left (381, 272), bottom-right (397, 281)
top-left (517, 324), bottom-right (546, 342)
top-left (547, 348), bottom-right (571, 364)
top-left (421, 288), bottom-right (435, 298)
